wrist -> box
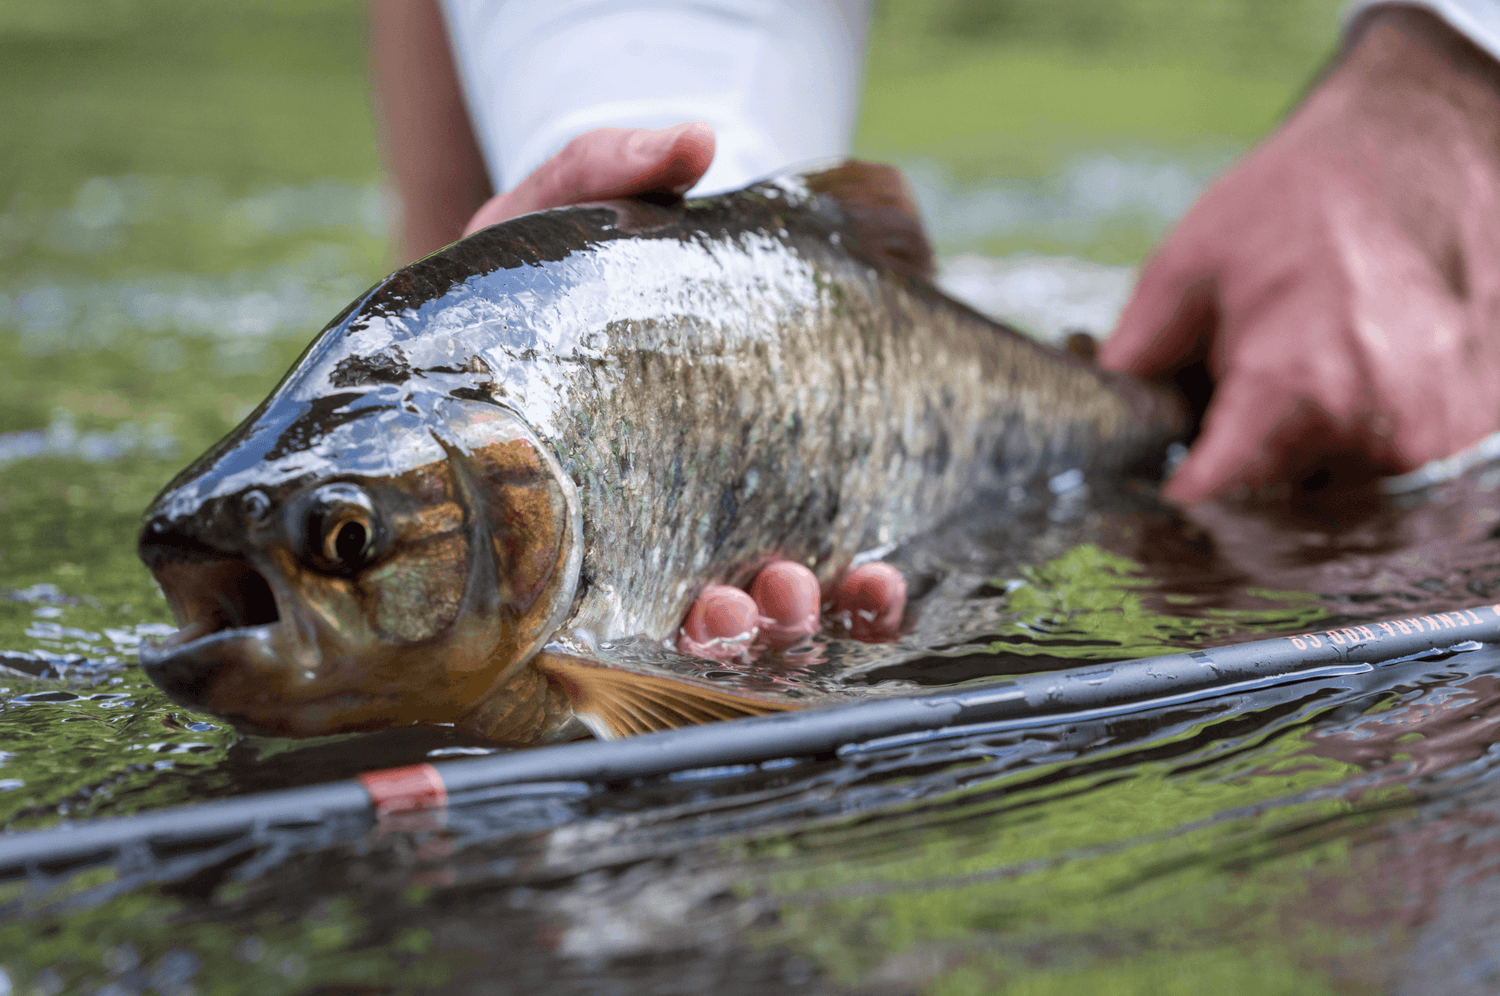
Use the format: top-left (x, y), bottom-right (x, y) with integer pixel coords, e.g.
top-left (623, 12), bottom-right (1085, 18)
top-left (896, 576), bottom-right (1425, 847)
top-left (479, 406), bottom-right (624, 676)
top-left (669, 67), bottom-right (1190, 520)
top-left (1344, 1), bottom-right (1500, 71)
top-left (1281, 3), bottom-right (1500, 258)
top-left (1335, 6), bottom-right (1500, 147)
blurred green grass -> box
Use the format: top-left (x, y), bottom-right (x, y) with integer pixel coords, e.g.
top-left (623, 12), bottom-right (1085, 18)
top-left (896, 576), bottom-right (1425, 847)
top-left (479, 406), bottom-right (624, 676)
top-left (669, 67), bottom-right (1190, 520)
top-left (860, 47), bottom-right (1301, 181)
top-left (860, 0), bottom-right (1343, 178)
top-left (0, 0), bottom-right (1345, 208)
top-left (856, 0), bottom-right (1344, 260)
top-left (0, 1), bottom-right (377, 199)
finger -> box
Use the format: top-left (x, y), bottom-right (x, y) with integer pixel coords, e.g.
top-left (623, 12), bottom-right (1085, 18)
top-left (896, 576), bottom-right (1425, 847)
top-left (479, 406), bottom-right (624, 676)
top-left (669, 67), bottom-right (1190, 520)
top-left (464, 122), bottom-right (715, 236)
top-left (521, 120), bottom-right (716, 208)
top-left (1163, 373), bottom-right (1331, 504)
top-left (681, 585), bottom-right (758, 643)
top-left (749, 561), bottom-right (821, 648)
top-left (1098, 223), bottom-right (1217, 380)
top-left (1162, 264), bottom-right (1380, 503)
top-left (831, 563), bottom-right (906, 642)
top-left (1341, 261), bottom-right (1484, 473)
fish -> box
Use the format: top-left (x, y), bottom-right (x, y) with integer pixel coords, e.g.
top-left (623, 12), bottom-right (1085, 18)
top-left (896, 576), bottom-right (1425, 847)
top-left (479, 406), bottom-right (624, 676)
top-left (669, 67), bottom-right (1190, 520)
top-left (136, 162), bottom-right (1188, 745)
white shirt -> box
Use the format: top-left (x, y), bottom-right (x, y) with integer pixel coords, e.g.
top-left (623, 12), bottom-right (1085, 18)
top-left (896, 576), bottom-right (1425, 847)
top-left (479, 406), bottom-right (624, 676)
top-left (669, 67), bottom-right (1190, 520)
top-left (440, 0), bottom-right (869, 196)
top-left (442, 0), bottom-right (1500, 199)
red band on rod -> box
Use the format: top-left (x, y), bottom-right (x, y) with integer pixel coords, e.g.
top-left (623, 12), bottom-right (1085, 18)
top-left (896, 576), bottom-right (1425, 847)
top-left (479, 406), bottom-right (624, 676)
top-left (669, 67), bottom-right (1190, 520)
top-left (358, 763), bottom-right (448, 814)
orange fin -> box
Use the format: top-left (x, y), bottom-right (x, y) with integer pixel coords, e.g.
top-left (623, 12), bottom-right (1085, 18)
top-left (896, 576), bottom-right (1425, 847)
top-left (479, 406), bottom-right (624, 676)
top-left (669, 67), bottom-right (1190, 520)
top-left (534, 651), bottom-right (797, 740)
top-left (802, 161), bottom-right (934, 281)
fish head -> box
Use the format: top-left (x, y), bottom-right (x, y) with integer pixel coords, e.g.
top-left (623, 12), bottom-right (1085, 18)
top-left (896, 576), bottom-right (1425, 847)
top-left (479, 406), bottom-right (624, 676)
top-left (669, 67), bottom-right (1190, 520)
top-left (137, 390), bottom-right (580, 738)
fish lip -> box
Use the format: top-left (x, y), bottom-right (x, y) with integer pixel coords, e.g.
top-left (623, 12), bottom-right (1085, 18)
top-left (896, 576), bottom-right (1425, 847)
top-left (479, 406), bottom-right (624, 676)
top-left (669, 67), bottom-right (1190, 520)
top-left (138, 621), bottom-right (278, 668)
top-left (138, 624), bottom-right (403, 737)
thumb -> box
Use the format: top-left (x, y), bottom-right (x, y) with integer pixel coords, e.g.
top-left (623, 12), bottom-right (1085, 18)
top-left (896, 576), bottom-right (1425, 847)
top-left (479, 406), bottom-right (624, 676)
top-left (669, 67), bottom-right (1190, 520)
top-left (465, 122), bottom-right (716, 236)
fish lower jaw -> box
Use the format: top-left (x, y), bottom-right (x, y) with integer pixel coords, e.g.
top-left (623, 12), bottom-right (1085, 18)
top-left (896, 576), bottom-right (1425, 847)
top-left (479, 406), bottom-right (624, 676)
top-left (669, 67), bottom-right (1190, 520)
top-left (194, 689), bottom-right (419, 739)
top-left (137, 618), bottom-right (337, 714)
top-left (140, 621), bottom-right (278, 663)
top-left (140, 622), bottom-right (273, 705)
top-left (138, 630), bottom-right (416, 736)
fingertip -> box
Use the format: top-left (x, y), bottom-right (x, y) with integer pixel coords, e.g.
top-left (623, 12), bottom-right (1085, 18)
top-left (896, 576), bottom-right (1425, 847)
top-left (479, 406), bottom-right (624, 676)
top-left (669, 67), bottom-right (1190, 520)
top-left (832, 563), bottom-right (906, 642)
top-left (1160, 447), bottom-right (1224, 505)
top-left (671, 120), bottom-right (716, 164)
top-left (629, 121), bottom-right (715, 195)
top-left (1160, 411), bottom-right (1261, 505)
top-left (750, 564), bottom-right (822, 633)
top-left (681, 585), bottom-right (759, 645)
top-left (1161, 379), bottom-right (1302, 504)
top-left (669, 123), bottom-right (715, 193)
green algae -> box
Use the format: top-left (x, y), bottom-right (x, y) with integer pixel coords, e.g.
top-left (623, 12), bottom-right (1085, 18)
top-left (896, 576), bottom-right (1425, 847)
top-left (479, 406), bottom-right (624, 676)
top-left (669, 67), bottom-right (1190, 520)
top-left (986, 544), bottom-right (1331, 661)
top-left (0, 887), bottom-right (454, 995)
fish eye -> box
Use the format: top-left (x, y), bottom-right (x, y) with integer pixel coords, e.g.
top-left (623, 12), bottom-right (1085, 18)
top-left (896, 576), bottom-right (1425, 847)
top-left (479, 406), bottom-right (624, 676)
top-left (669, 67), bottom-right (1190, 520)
top-left (322, 514), bottom-right (371, 567)
top-left (295, 483), bottom-right (384, 574)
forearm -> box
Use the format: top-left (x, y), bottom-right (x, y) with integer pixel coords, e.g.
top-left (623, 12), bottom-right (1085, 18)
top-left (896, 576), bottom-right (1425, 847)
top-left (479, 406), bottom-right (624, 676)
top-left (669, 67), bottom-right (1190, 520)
top-left (368, 0), bottom-right (492, 261)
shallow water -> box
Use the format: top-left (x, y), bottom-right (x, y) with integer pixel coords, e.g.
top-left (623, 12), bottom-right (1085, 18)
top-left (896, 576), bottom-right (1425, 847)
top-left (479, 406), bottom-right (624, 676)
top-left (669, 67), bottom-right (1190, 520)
top-left (12, 617), bottom-right (1500, 995)
top-left (12, 452), bottom-right (1500, 995)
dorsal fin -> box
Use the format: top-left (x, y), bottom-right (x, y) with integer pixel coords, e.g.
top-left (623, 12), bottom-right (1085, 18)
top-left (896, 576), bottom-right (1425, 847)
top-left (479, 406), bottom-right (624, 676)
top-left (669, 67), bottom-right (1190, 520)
top-left (802, 161), bottom-right (934, 281)
top-left (533, 650), bottom-right (797, 740)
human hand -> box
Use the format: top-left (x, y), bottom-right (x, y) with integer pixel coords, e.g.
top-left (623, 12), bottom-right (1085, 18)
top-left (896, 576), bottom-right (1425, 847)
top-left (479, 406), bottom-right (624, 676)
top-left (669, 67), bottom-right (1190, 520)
top-left (678, 562), bottom-right (907, 661)
top-left (462, 121), bottom-right (716, 235)
top-left (1100, 8), bottom-right (1500, 503)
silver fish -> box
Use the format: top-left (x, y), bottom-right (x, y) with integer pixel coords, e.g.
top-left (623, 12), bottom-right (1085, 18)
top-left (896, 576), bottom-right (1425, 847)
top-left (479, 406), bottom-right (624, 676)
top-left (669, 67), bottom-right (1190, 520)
top-left (137, 163), bottom-right (1186, 744)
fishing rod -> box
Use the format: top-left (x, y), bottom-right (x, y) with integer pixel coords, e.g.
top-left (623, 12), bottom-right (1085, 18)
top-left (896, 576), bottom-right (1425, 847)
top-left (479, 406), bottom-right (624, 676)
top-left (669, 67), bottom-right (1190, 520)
top-left (3, 602), bottom-right (1498, 881)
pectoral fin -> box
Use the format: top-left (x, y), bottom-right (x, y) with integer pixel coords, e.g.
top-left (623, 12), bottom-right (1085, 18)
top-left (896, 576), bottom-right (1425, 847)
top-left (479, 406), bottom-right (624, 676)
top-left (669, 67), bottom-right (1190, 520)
top-left (534, 650), bottom-right (797, 740)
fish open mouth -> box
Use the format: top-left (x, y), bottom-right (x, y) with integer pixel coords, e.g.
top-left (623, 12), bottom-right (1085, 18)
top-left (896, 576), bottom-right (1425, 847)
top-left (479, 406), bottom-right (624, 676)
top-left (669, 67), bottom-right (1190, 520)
top-left (140, 557), bottom-right (284, 703)
top-left (152, 557), bottom-right (281, 644)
